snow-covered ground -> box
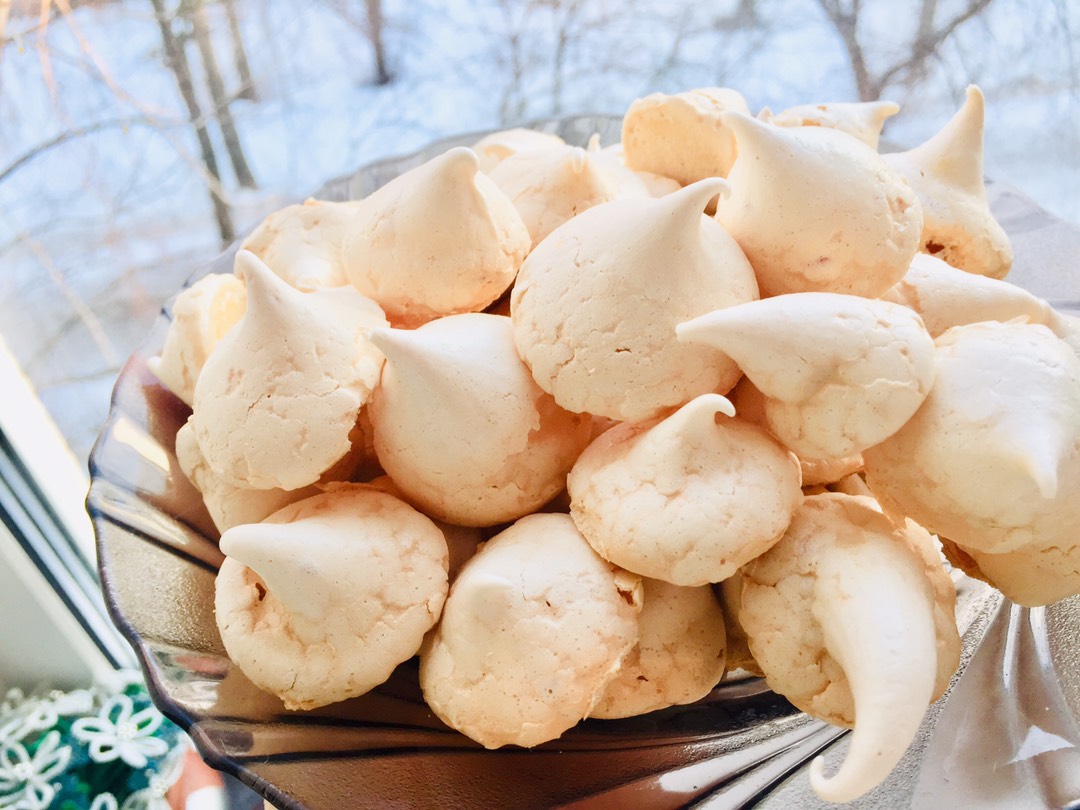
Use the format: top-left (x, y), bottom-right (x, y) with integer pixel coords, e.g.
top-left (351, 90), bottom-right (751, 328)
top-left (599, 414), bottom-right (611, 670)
top-left (1, 0), bottom-right (1077, 462)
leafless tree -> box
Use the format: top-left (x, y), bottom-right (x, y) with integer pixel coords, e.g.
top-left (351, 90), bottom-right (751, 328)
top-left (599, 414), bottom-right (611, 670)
top-left (222, 0), bottom-right (257, 100)
top-left (184, 0), bottom-right (257, 188)
top-left (816, 0), bottom-right (994, 100)
top-left (149, 0), bottom-right (234, 242)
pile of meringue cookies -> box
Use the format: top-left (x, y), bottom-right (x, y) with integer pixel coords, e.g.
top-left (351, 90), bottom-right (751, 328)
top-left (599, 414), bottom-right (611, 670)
top-left (148, 84), bottom-right (1080, 804)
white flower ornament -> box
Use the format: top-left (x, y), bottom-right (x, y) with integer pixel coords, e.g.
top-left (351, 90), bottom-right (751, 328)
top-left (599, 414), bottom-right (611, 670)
top-left (0, 730), bottom-right (71, 810)
top-left (71, 695), bottom-right (169, 769)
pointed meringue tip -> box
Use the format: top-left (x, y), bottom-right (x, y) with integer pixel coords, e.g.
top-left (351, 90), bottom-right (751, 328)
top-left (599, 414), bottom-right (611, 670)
top-left (587, 132), bottom-right (603, 153)
top-left (873, 100), bottom-right (901, 120)
top-left (437, 146), bottom-right (481, 178)
top-left (688, 392), bottom-right (737, 419)
top-left (569, 146), bottom-right (589, 174)
top-left (809, 755), bottom-right (852, 803)
top-left (219, 521), bottom-right (269, 562)
top-left (668, 176), bottom-right (731, 214)
top-left (234, 249), bottom-right (275, 285)
top-left (365, 325), bottom-right (408, 359)
top-left (757, 106), bottom-right (774, 122)
top-left (675, 306), bottom-right (739, 345)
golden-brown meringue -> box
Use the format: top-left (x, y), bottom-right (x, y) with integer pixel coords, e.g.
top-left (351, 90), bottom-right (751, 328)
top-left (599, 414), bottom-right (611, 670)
top-left (622, 87), bottom-right (750, 184)
top-left (342, 147), bottom-right (530, 326)
top-left (420, 513), bottom-right (641, 748)
top-left (240, 198), bottom-right (358, 291)
top-left (714, 112), bottom-right (923, 298)
top-left (568, 394), bottom-right (802, 585)
top-left (148, 273), bottom-right (246, 407)
top-left (883, 86), bottom-right (1012, 279)
top-left (368, 313), bottom-right (591, 526)
top-left (511, 179), bottom-right (758, 421)
top-left (770, 100), bottom-right (900, 149)
top-left (215, 484), bottom-right (448, 710)
top-left (192, 251), bottom-right (387, 491)
top-left (678, 293), bottom-right (936, 459)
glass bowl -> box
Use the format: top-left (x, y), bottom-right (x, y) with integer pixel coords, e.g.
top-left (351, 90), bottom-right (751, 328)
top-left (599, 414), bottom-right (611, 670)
top-left (87, 116), bottom-right (1080, 809)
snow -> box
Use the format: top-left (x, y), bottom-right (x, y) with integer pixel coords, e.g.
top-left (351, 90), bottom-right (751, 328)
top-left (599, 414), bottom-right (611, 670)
top-left (0, 0), bottom-right (1077, 463)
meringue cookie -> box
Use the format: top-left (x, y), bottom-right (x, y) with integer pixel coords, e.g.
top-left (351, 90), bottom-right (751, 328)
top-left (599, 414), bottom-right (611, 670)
top-left (363, 476), bottom-right (482, 581)
top-left (511, 179), bottom-right (759, 421)
top-left (622, 87), bottom-right (750, 184)
top-left (419, 513), bottom-right (642, 748)
top-left (148, 273), bottom-right (246, 407)
top-left (215, 484), bottom-right (448, 710)
top-left (192, 251), bottom-right (387, 491)
top-left (714, 112), bottom-right (923, 298)
top-left (882, 253), bottom-right (1055, 337)
top-left (770, 100), bottom-right (900, 149)
top-left (472, 127), bottom-right (566, 173)
top-left (864, 320), bottom-right (1080, 562)
top-left (368, 313), bottom-right (592, 526)
top-left (597, 141), bottom-right (682, 197)
top-left (943, 535), bottom-right (1080, 608)
top-left (174, 419), bottom-right (319, 534)
top-left (342, 147), bottom-right (530, 326)
top-left (568, 394), bottom-right (802, 585)
top-left (489, 140), bottom-right (648, 245)
top-left (884, 86), bottom-right (1012, 279)
top-left (240, 198), bottom-right (359, 291)
top-left (678, 293), bottom-right (936, 459)
top-left (589, 578), bottom-right (726, 720)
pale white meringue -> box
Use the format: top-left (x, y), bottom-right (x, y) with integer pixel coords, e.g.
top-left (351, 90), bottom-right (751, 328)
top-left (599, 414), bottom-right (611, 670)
top-left (192, 251), bottom-right (387, 491)
top-left (368, 313), bottom-right (592, 526)
top-left (770, 100), bottom-right (900, 149)
top-left (511, 179), bottom-right (758, 421)
top-left (342, 147), bottom-right (530, 326)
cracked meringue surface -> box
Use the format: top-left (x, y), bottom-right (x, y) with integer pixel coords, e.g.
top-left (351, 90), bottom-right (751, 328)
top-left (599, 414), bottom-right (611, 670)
top-left (511, 179), bottom-right (758, 421)
top-left (419, 513), bottom-right (642, 749)
top-left (191, 251), bottom-right (387, 491)
top-left (215, 484), bottom-right (449, 710)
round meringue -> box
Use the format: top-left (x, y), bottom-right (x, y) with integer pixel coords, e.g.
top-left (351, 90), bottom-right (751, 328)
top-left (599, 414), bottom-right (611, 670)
top-left (148, 272), bottom-right (246, 407)
top-left (488, 141), bottom-right (648, 245)
top-left (419, 513), bottom-right (642, 749)
top-left (215, 484), bottom-right (448, 710)
top-left (511, 179), bottom-right (758, 421)
top-left (589, 577), bottom-right (726, 719)
top-left (240, 198), bottom-right (359, 291)
top-left (192, 251), bottom-right (387, 491)
top-left (714, 112), bottom-right (923, 298)
top-left (769, 100), bottom-right (899, 149)
top-left (864, 320), bottom-right (1080, 562)
top-left (678, 293), bottom-right (936, 459)
top-left (883, 253), bottom-right (1055, 337)
top-left (472, 127), bottom-right (566, 174)
top-left (622, 87), bottom-right (750, 184)
top-left (568, 394), bottom-right (802, 585)
top-left (341, 147), bottom-right (530, 326)
top-left (368, 313), bottom-right (592, 526)
top-left (884, 86), bottom-right (1012, 279)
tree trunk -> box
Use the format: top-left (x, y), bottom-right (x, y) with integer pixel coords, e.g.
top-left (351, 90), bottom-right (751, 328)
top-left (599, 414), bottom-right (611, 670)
top-left (186, 0), bottom-right (257, 188)
top-left (222, 0), bottom-right (257, 101)
top-left (365, 0), bottom-right (391, 85)
top-left (149, 0), bottom-right (234, 244)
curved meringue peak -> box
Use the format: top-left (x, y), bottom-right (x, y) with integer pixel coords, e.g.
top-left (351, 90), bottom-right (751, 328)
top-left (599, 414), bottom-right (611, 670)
top-left (883, 252), bottom-right (1056, 337)
top-left (864, 320), bottom-right (1080, 561)
top-left (568, 392), bottom-right (802, 586)
top-left (715, 111), bottom-right (923, 298)
top-left (342, 146), bottom-right (530, 326)
top-left (488, 141), bottom-right (648, 246)
top-left (771, 100), bottom-right (900, 149)
top-left (621, 87), bottom-right (750, 184)
top-left (215, 485), bottom-right (448, 710)
top-left (191, 251), bottom-right (388, 491)
top-left (240, 198), bottom-right (358, 291)
top-left (148, 272), bottom-right (246, 407)
top-left (368, 312), bottom-right (591, 526)
top-left (884, 86), bottom-right (1013, 279)
top-left (512, 179), bottom-right (759, 422)
top-left (678, 292), bottom-right (936, 459)
top-left (737, 494), bottom-right (959, 803)
top-left (471, 127), bottom-right (566, 173)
